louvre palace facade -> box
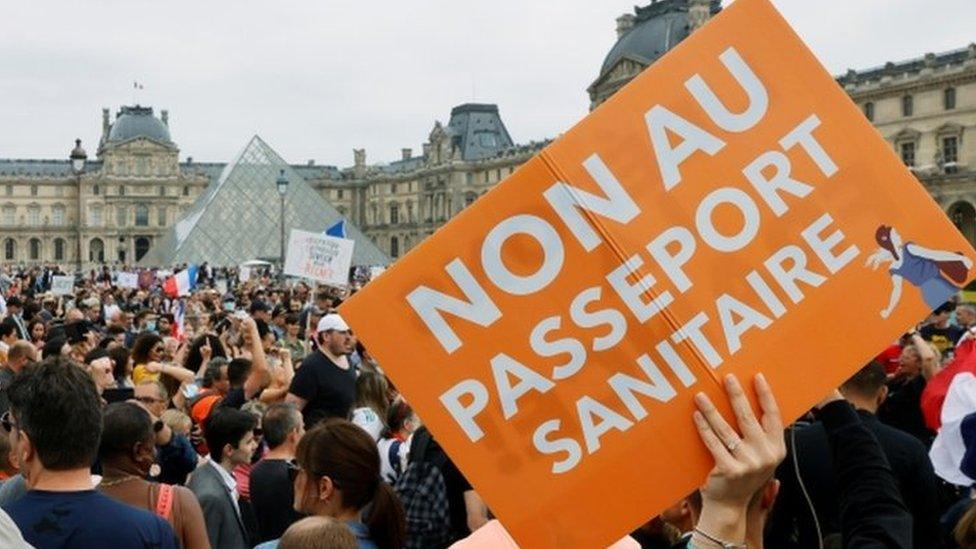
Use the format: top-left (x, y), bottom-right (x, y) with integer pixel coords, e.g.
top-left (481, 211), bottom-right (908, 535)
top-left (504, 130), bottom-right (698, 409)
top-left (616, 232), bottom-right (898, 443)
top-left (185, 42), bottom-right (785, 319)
top-left (1, 0), bottom-right (974, 268)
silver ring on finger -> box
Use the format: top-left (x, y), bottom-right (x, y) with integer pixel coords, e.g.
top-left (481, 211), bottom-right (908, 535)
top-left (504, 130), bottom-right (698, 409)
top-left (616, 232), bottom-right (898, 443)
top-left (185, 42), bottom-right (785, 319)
top-left (725, 436), bottom-right (741, 453)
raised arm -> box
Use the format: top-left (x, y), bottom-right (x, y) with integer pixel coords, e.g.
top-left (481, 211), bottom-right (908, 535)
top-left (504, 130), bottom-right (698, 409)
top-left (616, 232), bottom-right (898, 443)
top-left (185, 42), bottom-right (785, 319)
top-left (908, 331), bottom-right (940, 380)
top-left (881, 275), bottom-right (903, 319)
top-left (241, 317), bottom-right (269, 398)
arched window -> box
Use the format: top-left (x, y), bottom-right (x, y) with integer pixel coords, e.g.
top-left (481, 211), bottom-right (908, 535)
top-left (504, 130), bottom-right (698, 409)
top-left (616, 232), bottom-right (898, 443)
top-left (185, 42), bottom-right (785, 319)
top-left (89, 238), bottom-right (104, 262)
top-left (4, 239), bottom-right (15, 260)
top-left (54, 238), bottom-right (66, 261)
top-left (135, 204), bottom-right (149, 227)
top-left (29, 238), bottom-right (40, 261)
top-left (135, 237), bottom-right (151, 262)
top-left (390, 236), bottom-right (399, 258)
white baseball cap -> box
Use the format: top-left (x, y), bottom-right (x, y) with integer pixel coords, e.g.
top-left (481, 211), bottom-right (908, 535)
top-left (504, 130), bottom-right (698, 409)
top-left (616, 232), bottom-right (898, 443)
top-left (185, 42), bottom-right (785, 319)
top-left (317, 313), bottom-right (350, 333)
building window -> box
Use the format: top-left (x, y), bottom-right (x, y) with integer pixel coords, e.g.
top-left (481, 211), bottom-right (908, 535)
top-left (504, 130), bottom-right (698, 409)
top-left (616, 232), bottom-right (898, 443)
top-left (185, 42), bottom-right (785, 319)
top-left (390, 236), bottom-right (399, 258)
top-left (864, 102), bottom-right (874, 121)
top-left (902, 95), bottom-right (913, 117)
top-left (135, 237), bottom-right (151, 261)
top-left (182, 185), bottom-right (189, 196)
top-left (4, 239), bottom-right (14, 260)
top-left (52, 206), bottom-right (65, 226)
top-left (118, 185), bottom-right (126, 196)
top-left (465, 192), bottom-right (477, 207)
top-left (2, 206), bottom-right (14, 226)
top-left (390, 203), bottom-right (399, 225)
top-left (89, 206), bottom-right (103, 227)
top-left (945, 88), bottom-right (957, 110)
top-left (135, 204), bottom-right (149, 226)
top-left (93, 184), bottom-right (100, 196)
top-left (4, 185), bottom-right (10, 197)
top-left (54, 238), bottom-right (65, 261)
top-left (28, 239), bottom-right (40, 261)
top-left (116, 205), bottom-right (127, 227)
top-left (159, 185), bottom-right (166, 197)
top-left (337, 189), bottom-right (343, 199)
top-left (391, 183), bottom-right (398, 194)
top-left (900, 142), bottom-right (916, 167)
top-left (27, 207), bottom-right (40, 227)
top-left (30, 185), bottom-right (37, 197)
top-left (944, 136), bottom-right (959, 173)
top-left (157, 206), bottom-right (167, 226)
top-left (466, 173), bottom-right (474, 185)
top-left (89, 238), bottom-right (104, 262)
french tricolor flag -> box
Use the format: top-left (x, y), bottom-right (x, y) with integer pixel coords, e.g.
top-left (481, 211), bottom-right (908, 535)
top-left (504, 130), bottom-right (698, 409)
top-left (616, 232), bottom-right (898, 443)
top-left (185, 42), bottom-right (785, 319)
top-left (164, 265), bottom-right (198, 298)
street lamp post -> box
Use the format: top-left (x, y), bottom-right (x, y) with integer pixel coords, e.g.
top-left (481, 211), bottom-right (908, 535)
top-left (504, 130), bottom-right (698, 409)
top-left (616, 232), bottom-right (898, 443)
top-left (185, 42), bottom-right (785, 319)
top-left (276, 169), bottom-right (289, 271)
top-left (70, 139), bottom-right (87, 274)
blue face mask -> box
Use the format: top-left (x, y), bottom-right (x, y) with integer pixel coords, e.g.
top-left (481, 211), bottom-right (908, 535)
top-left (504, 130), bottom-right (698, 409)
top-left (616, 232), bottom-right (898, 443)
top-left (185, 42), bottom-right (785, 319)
top-left (145, 320), bottom-right (157, 332)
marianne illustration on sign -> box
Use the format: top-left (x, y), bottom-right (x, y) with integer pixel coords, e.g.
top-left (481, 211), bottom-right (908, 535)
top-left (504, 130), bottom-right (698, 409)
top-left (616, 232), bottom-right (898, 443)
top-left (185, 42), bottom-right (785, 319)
top-left (868, 224), bottom-right (972, 317)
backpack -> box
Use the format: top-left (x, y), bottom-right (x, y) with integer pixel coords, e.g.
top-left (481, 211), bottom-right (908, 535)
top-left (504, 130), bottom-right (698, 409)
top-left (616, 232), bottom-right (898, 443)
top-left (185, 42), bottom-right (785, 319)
top-left (393, 429), bottom-right (453, 549)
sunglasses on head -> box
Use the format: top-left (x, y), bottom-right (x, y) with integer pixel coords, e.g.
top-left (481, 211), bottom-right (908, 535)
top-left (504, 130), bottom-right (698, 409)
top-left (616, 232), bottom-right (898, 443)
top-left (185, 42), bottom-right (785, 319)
top-left (1, 411), bottom-right (16, 433)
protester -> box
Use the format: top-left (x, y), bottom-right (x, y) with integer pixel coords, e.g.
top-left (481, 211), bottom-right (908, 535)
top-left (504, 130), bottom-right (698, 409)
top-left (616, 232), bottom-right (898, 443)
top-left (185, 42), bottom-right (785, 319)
top-left (878, 329), bottom-right (942, 445)
top-left (188, 407), bottom-right (258, 548)
top-left (286, 314), bottom-right (357, 428)
top-left (98, 402), bottom-right (210, 549)
top-left (3, 356), bottom-right (178, 548)
top-left (768, 362), bottom-right (942, 547)
top-left (257, 418), bottom-right (406, 549)
top-left (0, 342), bottom-right (36, 415)
top-left (351, 372), bottom-right (390, 441)
top-left (251, 403), bottom-right (305, 543)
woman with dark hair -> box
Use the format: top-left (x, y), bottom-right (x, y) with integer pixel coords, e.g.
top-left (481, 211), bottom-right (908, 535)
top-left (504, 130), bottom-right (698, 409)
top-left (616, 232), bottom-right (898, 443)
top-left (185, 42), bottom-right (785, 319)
top-left (108, 345), bottom-right (133, 388)
top-left (26, 319), bottom-right (45, 351)
top-left (256, 419), bottom-right (406, 549)
top-left (131, 333), bottom-right (195, 387)
top-left (98, 402), bottom-right (209, 549)
top-left (868, 224), bottom-right (973, 317)
top-left (184, 334), bottom-right (226, 378)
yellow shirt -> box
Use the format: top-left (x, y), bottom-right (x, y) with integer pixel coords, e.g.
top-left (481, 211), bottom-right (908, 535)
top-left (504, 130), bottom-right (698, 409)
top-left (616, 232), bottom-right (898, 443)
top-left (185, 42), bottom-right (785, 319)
top-left (131, 364), bottom-right (160, 385)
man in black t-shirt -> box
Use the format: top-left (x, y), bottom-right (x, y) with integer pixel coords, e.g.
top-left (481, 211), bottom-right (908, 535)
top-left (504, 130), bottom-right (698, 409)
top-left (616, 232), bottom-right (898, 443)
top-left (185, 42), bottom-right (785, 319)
top-left (251, 403), bottom-right (305, 542)
top-left (286, 314), bottom-right (356, 428)
top-left (920, 302), bottom-right (963, 355)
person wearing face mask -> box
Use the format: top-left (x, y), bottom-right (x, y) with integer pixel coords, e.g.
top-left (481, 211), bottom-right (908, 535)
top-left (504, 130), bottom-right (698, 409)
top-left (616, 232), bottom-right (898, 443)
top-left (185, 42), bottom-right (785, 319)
top-left (97, 402), bottom-right (209, 549)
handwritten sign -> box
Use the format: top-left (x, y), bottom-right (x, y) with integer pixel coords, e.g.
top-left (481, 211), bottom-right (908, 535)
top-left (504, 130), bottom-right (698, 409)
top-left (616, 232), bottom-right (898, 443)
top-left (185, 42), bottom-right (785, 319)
top-left (117, 272), bottom-right (140, 289)
top-left (284, 229), bottom-right (355, 287)
top-left (51, 275), bottom-right (74, 296)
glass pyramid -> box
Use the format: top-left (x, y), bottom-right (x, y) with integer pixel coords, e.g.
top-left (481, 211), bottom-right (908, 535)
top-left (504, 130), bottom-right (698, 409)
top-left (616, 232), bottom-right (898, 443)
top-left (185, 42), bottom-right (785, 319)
top-left (141, 135), bottom-right (388, 267)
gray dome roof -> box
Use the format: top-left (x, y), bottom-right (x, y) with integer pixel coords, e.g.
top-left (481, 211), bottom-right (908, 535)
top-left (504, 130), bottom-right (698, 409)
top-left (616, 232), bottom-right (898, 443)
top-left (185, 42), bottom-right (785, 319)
top-left (107, 106), bottom-right (172, 144)
top-left (599, 0), bottom-right (721, 75)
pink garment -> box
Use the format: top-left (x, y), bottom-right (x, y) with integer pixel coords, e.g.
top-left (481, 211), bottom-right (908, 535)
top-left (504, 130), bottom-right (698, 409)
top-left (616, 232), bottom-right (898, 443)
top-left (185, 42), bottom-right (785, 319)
top-left (449, 519), bottom-right (639, 549)
top-left (233, 446), bottom-right (268, 501)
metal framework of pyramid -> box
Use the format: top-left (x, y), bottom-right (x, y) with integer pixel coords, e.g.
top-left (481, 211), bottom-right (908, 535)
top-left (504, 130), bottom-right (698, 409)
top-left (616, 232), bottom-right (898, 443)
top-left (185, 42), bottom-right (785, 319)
top-left (141, 135), bottom-right (388, 267)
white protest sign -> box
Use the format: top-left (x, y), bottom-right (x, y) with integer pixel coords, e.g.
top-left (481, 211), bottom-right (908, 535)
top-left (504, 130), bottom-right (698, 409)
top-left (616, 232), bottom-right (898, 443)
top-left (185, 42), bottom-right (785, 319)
top-left (283, 229), bottom-right (355, 287)
top-left (239, 265), bottom-right (252, 282)
top-left (369, 266), bottom-right (386, 280)
top-left (117, 272), bottom-right (140, 289)
top-left (51, 275), bottom-right (74, 296)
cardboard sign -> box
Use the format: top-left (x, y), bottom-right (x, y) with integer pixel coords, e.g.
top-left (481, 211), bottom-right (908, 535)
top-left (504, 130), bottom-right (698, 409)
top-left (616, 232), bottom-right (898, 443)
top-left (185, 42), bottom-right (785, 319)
top-left (341, 0), bottom-right (976, 546)
top-left (284, 229), bottom-right (354, 287)
top-left (117, 272), bottom-right (140, 289)
top-left (51, 275), bottom-right (74, 296)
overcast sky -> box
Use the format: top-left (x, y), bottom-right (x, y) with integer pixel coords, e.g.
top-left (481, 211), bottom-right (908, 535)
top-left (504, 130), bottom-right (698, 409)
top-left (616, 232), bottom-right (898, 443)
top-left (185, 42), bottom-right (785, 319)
top-left (1, 0), bottom-right (973, 168)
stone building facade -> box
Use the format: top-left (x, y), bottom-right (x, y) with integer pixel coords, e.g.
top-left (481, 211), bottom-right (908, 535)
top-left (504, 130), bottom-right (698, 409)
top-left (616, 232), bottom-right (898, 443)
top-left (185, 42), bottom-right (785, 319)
top-left (0, 106), bottom-right (210, 268)
top-left (838, 46), bottom-right (976, 244)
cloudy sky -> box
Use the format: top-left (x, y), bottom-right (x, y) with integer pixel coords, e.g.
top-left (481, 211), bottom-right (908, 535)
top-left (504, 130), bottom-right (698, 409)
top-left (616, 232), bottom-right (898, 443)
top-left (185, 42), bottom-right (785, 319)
top-left (1, 0), bottom-right (973, 168)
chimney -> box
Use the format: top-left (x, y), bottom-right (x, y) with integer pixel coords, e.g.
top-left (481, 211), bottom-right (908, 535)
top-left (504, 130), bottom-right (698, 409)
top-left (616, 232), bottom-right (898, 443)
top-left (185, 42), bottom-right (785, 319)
top-left (615, 13), bottom-right (635, 38)
top-left (186, 156), bottom-right (193, 165)
top-left (161, 109), bottom-right (169, 127)
top-left (688, 0), bottom-right (712, 32)
top-left (102, 108), bottom-right (110, 137)
top-left (402, 148), bottom-right (412, 160)
top-left (307, 159), bottom-right (315, 166)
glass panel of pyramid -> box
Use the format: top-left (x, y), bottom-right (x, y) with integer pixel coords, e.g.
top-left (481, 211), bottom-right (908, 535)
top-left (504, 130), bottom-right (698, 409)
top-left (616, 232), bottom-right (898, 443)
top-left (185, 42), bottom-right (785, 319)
top-left (141, 135), bottom-right (388, 267)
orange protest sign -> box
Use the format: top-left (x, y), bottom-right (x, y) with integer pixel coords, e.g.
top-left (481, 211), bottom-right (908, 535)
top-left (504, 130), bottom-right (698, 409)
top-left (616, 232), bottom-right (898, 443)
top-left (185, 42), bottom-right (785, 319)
top-left (341, 0), bottom-right (976, 546)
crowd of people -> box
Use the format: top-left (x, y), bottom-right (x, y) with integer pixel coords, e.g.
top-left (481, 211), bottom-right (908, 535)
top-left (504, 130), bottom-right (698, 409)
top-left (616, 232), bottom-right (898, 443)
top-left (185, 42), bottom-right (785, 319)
top-left (0, 263), bottom-right (975, 548)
